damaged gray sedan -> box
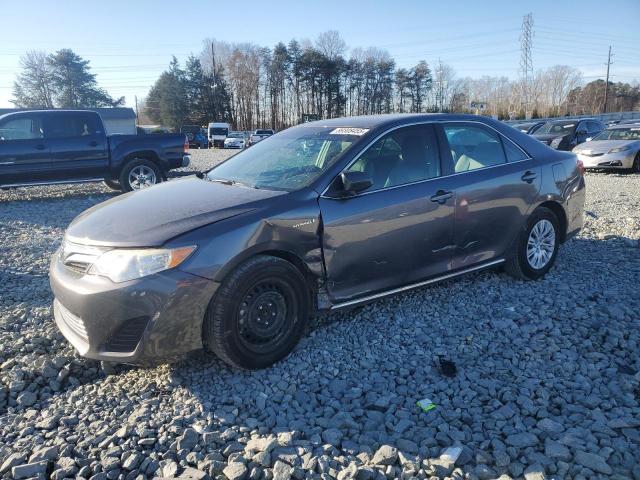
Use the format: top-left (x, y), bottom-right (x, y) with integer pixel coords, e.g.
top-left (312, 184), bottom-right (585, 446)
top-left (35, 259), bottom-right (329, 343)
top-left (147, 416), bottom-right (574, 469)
top-left (50, 114), bottom-right (585, 369)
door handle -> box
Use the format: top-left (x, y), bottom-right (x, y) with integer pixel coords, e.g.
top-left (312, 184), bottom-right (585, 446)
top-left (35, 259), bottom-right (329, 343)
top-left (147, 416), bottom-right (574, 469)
top-left (35, 144), bottom-right (46, 150)
top-left (430, 190), bottom-right (453, 204)
top-left (89, 141), bottom-right (99, 147)
top-left (521, 171), bottom-right (537, 183)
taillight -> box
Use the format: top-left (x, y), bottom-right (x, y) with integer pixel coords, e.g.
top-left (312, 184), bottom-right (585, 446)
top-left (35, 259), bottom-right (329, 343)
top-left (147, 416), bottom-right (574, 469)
top-left (576, 159), bottom-right (585, 176)
top-left (184, 135), bottom-right (189, 153)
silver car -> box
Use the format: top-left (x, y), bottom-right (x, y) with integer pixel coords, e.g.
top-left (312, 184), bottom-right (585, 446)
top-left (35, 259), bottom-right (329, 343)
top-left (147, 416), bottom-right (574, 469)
top-left (573, 124), bottom-right (640, 172)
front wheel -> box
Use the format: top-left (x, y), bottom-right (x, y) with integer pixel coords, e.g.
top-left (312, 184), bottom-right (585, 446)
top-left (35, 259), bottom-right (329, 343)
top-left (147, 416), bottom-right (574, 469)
top-left (203, 255), bottom-right (310, 370)
top-left (505, 207), bottom-right (560, 280)
top-left (631, 153), bottom-right (640, 173)
top-left (119, 158), bottom-right (162, 192)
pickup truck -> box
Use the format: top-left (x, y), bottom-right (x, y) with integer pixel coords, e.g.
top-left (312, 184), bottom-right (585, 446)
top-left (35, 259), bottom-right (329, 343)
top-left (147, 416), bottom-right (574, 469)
top-left (0, 110), bottom-right (190, 192)
top-left (248, 129), bottom-right (275, 147)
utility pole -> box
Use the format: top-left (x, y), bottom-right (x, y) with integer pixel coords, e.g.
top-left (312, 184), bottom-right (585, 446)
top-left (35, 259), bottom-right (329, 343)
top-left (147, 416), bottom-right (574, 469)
top-left (603, 46), bottom-right (613, 113)
top-left (519, 13), bottom-right (534, 118)
top-left (134, 95), bottom-right (139, 127)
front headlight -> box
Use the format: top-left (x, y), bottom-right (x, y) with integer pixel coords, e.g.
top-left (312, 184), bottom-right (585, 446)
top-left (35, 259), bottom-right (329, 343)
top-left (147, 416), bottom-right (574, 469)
top-left (88, 246), bottom-right (196, 283)
top-left (608, 146), bottom-right (631, 153)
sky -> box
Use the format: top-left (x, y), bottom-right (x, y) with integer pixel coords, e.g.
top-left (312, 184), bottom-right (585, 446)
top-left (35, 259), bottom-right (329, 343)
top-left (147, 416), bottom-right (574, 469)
top-left (1, 0), bottom-right (638, 109)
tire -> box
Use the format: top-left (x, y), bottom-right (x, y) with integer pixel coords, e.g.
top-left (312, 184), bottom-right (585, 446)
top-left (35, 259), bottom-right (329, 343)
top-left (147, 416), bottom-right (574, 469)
top-left (119, 158), bottom-right (163, 192)
top-left (632, 153), bottom-right (640, 173)
top-left (102, 179), bottom-right (121, 191)
top-left (504, 207), bottom-right (560, 281)
top-left (203, 255), bottom-right (310, 370)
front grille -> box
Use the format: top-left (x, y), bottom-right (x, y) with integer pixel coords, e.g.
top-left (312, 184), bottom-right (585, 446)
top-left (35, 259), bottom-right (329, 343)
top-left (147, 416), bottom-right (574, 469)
top-left (583, 152), bottom-right (604, 157)
top-left (56, 300), bottom-right (88, 341)
top-left (103, 317), bottom-right (149, 353)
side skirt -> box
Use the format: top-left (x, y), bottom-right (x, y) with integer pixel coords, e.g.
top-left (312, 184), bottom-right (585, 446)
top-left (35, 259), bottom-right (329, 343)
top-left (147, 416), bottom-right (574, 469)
top-left (329, 258), bottom-right (505, 310)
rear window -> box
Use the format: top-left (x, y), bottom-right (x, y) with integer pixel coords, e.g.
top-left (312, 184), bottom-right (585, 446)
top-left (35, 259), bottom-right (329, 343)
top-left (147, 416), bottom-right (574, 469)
top-left (46, 114), bottom-right (100, 139)
top-left (256, 130), bottom-right (273, 135)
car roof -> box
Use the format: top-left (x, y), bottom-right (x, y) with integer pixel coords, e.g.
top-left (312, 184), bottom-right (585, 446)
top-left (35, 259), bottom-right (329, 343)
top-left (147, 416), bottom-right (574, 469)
top-left (301, 113), bottom-right (528, 129)
top-left (609, 123), bottom-right (640, 129)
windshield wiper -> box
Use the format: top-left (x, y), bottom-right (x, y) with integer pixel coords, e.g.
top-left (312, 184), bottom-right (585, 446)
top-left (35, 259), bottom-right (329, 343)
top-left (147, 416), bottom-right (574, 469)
top-left (207, 178), bottom-right (257, 189)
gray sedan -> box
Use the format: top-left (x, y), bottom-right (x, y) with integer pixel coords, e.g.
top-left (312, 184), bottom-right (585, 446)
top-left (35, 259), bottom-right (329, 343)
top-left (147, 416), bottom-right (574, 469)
top-left (50, 114), bottom-right (585, 369)
top-left (573, 125), bottom-right (640, 172)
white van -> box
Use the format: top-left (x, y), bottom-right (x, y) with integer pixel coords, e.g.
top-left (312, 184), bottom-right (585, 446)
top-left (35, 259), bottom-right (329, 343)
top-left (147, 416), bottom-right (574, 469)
top-left (208, 122), bottom-right (230, 148)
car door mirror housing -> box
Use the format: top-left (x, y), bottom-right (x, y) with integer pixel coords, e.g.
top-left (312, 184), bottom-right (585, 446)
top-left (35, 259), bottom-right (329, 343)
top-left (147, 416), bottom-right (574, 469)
top-left (338, 171), bottom-right (373, 196)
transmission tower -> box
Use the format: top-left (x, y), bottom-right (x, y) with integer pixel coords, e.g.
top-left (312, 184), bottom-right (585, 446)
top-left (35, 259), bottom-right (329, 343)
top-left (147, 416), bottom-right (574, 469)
top-left (519, 13), bottom-right (534, 118)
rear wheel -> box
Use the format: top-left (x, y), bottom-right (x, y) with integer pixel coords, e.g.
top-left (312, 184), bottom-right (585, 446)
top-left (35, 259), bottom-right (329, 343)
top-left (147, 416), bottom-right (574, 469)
top-left (119, 158), bottom-right (162, 192)
top-left (505, 207), bottom-right (560, 280)
top-left (203, 255), bottom-right (310, 370)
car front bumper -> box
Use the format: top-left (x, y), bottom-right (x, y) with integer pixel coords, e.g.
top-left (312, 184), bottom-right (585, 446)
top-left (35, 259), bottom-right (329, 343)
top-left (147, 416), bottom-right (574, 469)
top-left (577, 151), bottom-right (635, 169)
top-left (50, 251), bottom-right (219, 364)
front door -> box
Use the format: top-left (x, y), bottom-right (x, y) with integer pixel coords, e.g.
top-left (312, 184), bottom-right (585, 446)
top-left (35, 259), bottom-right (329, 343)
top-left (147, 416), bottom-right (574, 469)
top-left (44, 112), bottom-right (109, 180)
top-left (319, 124), bottom-right (456, 303)
top-left (439, 122), bottom-right (542, 270)
top-left (0, 113), bottom-right (50, 185)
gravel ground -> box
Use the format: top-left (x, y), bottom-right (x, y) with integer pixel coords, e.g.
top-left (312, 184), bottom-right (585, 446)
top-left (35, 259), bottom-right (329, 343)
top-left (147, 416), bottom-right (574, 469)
top-left (0, 152), bottom-right (638, 480)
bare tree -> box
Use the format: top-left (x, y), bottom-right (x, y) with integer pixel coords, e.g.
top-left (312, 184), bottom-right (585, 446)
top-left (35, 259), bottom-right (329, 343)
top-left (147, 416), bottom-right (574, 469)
top-left (11, 51), bottom-right (54, 108)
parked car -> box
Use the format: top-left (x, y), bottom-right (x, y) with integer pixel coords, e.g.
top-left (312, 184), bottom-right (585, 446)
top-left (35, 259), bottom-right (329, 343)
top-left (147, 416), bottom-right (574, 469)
top-left (532, 118), bottom-right (605, 150)
top-left (208, 122), bottom-right (230, 148)
top-left (0, 110), bottom-right (190, 192)
top-left (573, 124), bottom-right (640, 172)
top-left (50, 114), bottom-right (585, 369)
top-left (248, 129), bottom-right (275, 146)
top-left (512, 121), bottom-right (544, 135)
top-left (223, 131), bottom-right (246, 149)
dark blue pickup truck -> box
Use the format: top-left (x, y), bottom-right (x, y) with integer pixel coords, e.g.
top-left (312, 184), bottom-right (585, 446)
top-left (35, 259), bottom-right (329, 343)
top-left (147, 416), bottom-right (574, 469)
top-left (0, 110), bottom-right (190, 192)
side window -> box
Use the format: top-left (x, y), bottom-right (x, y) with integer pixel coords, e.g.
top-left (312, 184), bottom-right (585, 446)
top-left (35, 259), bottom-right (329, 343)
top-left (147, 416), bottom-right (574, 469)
top-left (588, 121), bottom-right (602, 135)
top-left (502, 138), bottom-right (528, 162)
top-left (46, 114), bottom-right (99, 139)
top-left (444, 124), bottom-right (507, 172)
top-left (347, 125), bottom-right (440, 191)
top-left (0, 116), bottom-right (44, 141)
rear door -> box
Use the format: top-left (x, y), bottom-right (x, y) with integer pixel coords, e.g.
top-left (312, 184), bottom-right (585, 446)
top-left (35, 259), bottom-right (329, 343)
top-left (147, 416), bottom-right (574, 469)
top-left (439, 122), bottom-right (541, 270)
top-left (319, 123), bottom-right (457, 303)
top-left (44, 112), bottom-right (108, 180)
top-left (0, 113), bottom-right (50, 185)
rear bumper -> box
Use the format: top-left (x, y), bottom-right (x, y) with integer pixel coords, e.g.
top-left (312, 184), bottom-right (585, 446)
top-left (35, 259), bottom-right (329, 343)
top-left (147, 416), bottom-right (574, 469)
top-left (50, 252), bottom-right (219, 364)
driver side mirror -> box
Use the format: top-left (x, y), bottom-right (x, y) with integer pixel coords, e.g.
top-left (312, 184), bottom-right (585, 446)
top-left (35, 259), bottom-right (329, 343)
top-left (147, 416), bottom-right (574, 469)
top-left (337, 171), bottom-right (373, 197)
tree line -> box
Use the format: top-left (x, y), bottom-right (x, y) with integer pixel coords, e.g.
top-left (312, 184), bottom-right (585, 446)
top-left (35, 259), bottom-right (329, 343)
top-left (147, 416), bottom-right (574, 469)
top-left (10, 34), bottom-right (640, 131)
top-left (12, 50), bottom-right (123, 109)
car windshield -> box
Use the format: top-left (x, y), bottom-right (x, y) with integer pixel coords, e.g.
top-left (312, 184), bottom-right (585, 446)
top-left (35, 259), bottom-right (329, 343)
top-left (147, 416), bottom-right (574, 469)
top-left (210, 127), bottom-right (228, 135)
top-left (228, 132), bottom-right (243, 138)
top-left (256, 130), bottom-right (273, 135)
top-left (536, 122), bottom-right (576, 134)
top-left (207, 126), bottom-right (361, 191)
top-left (593, 127), bottom-right (640, 141)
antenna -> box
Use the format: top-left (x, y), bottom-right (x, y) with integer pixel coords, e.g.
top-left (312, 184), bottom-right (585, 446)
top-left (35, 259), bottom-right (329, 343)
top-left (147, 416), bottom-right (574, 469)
top-left (519, 13), bottom-right (534, 118)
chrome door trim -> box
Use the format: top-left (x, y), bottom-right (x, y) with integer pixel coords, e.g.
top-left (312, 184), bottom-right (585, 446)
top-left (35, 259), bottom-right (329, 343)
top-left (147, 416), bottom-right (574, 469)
top-left (330, 258), bottom-right (505, 310)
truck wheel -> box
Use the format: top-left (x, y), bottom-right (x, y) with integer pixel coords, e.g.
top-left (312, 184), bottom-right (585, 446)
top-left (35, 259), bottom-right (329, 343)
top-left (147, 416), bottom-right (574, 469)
top-left (119, 158), bottom-right (162, 192)
top-left (203, 255), bottom-right (310, 370)
top-left (102, 179), bottom-right (121, 191)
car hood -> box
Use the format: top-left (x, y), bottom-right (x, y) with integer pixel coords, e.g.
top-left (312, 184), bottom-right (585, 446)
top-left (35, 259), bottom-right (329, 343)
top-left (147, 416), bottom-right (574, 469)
top-left (65, 177), bottom-right (286, 247)
top-left (574, 139), bottom-right (639, 154)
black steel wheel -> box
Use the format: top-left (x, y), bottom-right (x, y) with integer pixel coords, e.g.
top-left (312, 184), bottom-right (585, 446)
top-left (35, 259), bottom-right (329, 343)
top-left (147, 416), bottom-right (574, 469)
top-left (203, 255), bottom-right (310, 369)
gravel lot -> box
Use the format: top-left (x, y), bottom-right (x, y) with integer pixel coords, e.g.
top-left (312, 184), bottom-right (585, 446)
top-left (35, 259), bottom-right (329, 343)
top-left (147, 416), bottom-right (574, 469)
top-left (0, 149), bottom-right (638, 480)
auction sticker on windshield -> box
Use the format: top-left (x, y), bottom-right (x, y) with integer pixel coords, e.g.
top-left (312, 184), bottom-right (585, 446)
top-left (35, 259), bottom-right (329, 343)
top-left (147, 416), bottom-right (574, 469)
top-left (330, 127), bottom-right (369, 136)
